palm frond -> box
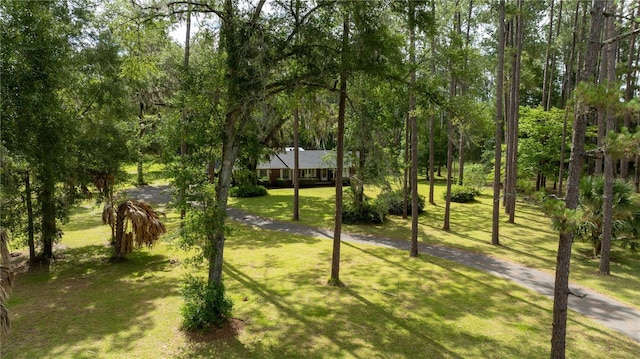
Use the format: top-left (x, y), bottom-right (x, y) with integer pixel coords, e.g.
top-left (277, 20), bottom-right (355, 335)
top-left (109, 199), bottom-right (166, 257)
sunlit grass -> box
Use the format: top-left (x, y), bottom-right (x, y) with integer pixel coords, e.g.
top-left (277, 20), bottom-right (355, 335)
top-left (3, 206), bottom-right (639, 358)
top-left (229, 179), bottom-right (640, 309)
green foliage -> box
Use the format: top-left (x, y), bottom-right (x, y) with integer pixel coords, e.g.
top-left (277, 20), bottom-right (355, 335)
top-left (181, 275), bottom-right (233, 331)
top-left (575, 176), bottom-right (640, 255)
top-left (605, 126), bottom-right (640, 159)
top-left (516, 178), bottom-right (536, 197)
top-left (518, 106), bottom-right (569, 179)
top-left (539, 195), bottom-right (585, 235)
top-left (229, 185), bottom-right (268, 198)
top-left (446, 186), bottom-right (477, 203)
top-left (385, 189), bottom-right (426, 215)
top-left (463, 163), bottom-right (489, 193)
top-left (342, 199), bottom-right (385, 225)
top-left (234, 168), bottom-right (257, 187)
top-left (179, 183), bottom-right (227, 263)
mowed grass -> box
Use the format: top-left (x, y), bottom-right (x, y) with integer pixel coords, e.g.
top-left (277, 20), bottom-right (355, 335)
top-left (3, 203), bottom-right (639, 358)
top-left (229, 179), bottom-right (640, 309)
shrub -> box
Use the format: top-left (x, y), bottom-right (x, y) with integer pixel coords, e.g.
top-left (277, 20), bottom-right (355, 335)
top-left (386, 189), bottom-right (426, 215)
top-left (342, 200), bottom-right (385, 225)
top-left (229, 185), bottom-right (267, 198)
top-left (181, 276), bottom-right (234, 330)
top-left (298, 178), bottom-right (318, 188)
top-left (446, 185), bottom-right (477, 203)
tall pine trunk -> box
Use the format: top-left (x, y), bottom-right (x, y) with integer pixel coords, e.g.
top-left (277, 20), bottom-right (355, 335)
top-left (179, 1), bottom-right (192, 221)
top-left (507, 0), bottom-right (523, 224)
top-left (599, 0), bottom-right (617, 276)
top-left (293, 107), bottom-right (300, 221)
top-left (428, 113), bottom-right (436, 205)
top-left (40, 177), bottom-right (56, 259)
top-left (541, 0), bottom-right (555, 110)
top-left (558, 1), bottom-right (582, 197)
top-left (24, 172), bottom-right (35, 260)
top-left (621, 5), bottom-right (638, 179)
top-left (551, 1), bottom-right (605, 357)
top-left (330, 10), bottom-right (349, 285)
top-left (408, 3), bottom-right (419, 257)
top-left (492, 0), bottom-right (506, 246)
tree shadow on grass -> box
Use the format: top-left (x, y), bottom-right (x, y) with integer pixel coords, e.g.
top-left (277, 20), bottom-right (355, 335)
top-left (222, 262), bottom-right (473, 358)
top-left (2, 246), bottom-right (180, 359)
top-left (62, 205), bottom-right (105, 233)
top-left (192, 237), bottom-right (558, 358)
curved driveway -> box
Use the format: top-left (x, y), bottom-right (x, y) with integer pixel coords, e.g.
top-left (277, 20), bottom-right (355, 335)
top-left (227, 207), bottom-right (640, 343)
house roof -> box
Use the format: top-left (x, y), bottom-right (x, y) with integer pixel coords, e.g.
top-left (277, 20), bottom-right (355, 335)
top-left (257, 150), bottom-right (351, 170)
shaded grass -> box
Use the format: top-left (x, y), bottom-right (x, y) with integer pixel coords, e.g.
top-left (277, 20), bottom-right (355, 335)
top-left (229, 181), bottom-right (640, 309)
top-left (4, 214), bottom-right (638, 358)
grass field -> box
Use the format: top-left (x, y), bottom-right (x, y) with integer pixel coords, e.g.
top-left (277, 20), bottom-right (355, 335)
top-left (2, 169), bottom-right (639, 358)
top-left (230, 181), bottom-right (640, 310)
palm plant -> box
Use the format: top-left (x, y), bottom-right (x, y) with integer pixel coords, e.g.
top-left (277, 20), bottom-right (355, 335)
top-left (576, 176), bottom-right (640, 257)
top-left (102, 199), bottom-right (166, 259)
top-left (1, 229), bottom-right (14, 340)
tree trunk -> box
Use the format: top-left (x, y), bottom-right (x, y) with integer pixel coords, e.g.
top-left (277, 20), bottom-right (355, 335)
top-left (599, 0), bottom-right (617, 276)
top-left (352, 149), bottom-right (365, 211)
top-left (330, 10), bottom-right (349, 285)
top-left (551, 1), bottom-right (605, 357)
top-left (507, 2), bottom-right (522, 224)
top-left (429, 114), bottom-right (436, 205)
top-left (24, 172), bottom-right (36, 260)
top-left (40, 177), bottom-right (56, 259)
top-left (594, 50), bottom-right (607, 176)
top-left (492, 0), bottom-right (506, 246)
top-left (293, 107), bottom-right (300, 221)
top-left (558, 1), bottom-right (582, 197)
top-left (403, 112), bottom-right (410, 220)
top-left (179, 0), bottom-right (192, 221)
top-left (428, 22), bottom-right (437, 206)
top-left (541, 0), bottom-right (555, 110)
top-left (458, 134), bottom-right (464, 185)
top-left (635, 155), bottom-right (639, 193)
top-left (546, 0), bottom-right (563, 110)
top-left (443, 116), bottom-right (453, 232)
top-left (621, 4), bottom-right (638, 179)
top-left (505, 22), bottom-right (514, 213)
top-left (137, 102), bottom-right (145, 186)
top-left (457, 0), bottom-right (473, 187)
top-left (408, 3), bottom-right (418, 257)
top-left (209, 112), bottom-right (241, 286)
top-left (113, 201), bottom-right (128, 259)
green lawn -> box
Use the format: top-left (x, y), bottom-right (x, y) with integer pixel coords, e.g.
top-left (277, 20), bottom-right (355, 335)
top-left (2, 203), bottom-right (639, 358)
top-left (3, 168), bottom-right (640, 358)
top-left (229, 180), bottom-right (640, 310)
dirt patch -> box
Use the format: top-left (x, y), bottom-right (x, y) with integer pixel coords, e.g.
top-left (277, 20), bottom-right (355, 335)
top-left (184, 318), bottom-right (245, 342)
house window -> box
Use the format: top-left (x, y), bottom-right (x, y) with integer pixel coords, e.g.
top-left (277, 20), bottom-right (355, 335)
top-left (281, 169), bottom-right (290, 180)
top-left (258, 169), bottom-right (268, 178)
top-left (299, 169), bottom-right (316, 178)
